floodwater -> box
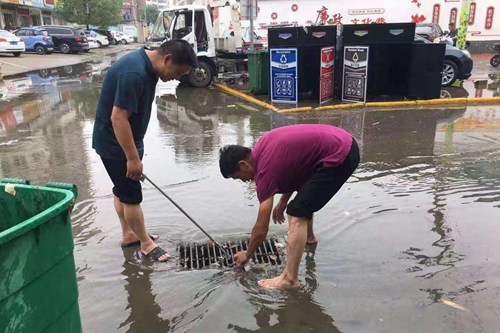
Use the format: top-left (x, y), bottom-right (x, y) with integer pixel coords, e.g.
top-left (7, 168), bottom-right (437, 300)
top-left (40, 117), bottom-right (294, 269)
top-left (1, 61), bottom-right (500, 333)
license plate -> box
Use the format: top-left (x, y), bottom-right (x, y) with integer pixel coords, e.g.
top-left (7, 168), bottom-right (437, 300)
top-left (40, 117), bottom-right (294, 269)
top-left (47, 48), bottom-right (54, 51)
top-left (10, 41), bottom-right (17, 45)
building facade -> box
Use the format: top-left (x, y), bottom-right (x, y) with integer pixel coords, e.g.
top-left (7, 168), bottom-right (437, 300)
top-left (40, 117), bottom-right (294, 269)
top-left (0, 0), bottom-right (61, 30)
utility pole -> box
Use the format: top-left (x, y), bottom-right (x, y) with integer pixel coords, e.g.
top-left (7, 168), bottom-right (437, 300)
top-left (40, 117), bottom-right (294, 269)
top-left (249, 0), bottom-right (254, 52)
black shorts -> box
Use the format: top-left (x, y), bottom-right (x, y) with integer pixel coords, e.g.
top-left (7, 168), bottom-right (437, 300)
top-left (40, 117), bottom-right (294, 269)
top-left (101, 158), bottom-right (143, 204)
top-left (286, 138), bottom-right (360, 219)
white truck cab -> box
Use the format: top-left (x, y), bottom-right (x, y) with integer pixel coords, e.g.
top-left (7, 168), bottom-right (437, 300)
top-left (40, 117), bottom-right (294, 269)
top-left (149, 0), bottom-right (244, 87)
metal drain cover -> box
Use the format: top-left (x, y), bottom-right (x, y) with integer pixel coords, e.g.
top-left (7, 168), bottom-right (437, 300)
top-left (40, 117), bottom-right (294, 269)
top-left (177, 238), bottom-right (283, 269)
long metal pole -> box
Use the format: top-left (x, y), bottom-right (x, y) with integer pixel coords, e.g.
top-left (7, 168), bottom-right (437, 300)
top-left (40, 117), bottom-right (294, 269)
top-left (141, 174), bottom-right (229, 257)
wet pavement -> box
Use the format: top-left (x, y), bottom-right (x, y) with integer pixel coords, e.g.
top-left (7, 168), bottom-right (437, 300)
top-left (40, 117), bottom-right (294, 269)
top-left (1, 56), bottom-right (500, 333)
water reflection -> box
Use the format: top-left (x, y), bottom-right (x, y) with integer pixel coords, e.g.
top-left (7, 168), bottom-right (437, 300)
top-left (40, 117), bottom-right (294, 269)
top-left (229, 248), bottom-right (340, 333)
top-left (119, 250), bottom-right (171, 332)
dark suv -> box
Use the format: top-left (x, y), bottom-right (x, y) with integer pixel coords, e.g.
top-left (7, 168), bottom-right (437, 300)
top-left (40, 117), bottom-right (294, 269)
top-left (38, 25), bottom-right (89, 54)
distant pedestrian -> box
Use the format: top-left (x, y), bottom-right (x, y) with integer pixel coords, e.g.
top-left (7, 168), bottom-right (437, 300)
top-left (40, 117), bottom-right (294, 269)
top-left (448, 22), bottom-right (458, 46)
top-left (93, 40), bottom-right (197, 262)
top-left (219, 124), bottom-right (360, 289)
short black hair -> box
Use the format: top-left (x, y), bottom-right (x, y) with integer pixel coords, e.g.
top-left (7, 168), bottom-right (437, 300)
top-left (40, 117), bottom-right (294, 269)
top-left (449, 22), bottom-right (456, 26)
top-left (158, 39), bottom-right (198, 67)
top-left (219, 145), bottom-right (251, 178)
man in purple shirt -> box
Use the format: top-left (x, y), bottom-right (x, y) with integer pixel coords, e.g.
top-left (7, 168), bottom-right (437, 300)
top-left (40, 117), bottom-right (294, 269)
top-left (219, 124), bottom-right (359, 289)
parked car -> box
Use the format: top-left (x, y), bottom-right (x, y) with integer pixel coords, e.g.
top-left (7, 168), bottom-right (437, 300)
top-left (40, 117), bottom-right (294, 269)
top-left (85, 31), bottom-right (109, 47)
top-left (91, 29), bottom-right (115, 45)
top-left (85, 33), bottom-right (100, 49)
top-left (14, 27), bottom-right (54, 55)
top-left (0, 29), bottom-right (25, 57)
top-left (111, 31), bottom-right (134, 44)
top-left (38, 25), bottom-right (89, 54)
top-left (414, 34), bottom-right (473, 87)
top-left (416, 23), bottom-right (445, 43)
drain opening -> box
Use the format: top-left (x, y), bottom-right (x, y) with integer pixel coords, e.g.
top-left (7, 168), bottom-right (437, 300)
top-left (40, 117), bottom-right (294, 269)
top-left (178, 238), bottom-right (283, 269)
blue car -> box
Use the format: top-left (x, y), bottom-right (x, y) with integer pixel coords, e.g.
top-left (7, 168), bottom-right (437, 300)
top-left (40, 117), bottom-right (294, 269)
top-left (14, 27), bottom-right (54, 55)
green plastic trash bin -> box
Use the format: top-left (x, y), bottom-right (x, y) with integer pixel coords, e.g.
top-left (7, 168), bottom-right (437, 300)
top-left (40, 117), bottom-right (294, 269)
top-left (0, 179), bottom-right (81, 333)
top-left (248, 51), bottom-right (270, 95)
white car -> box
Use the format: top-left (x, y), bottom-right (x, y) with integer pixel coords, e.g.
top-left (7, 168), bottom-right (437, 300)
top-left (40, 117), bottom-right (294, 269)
top-left (0, 30), bottom-right (25, 57)
top-left (85, 34), bottom-right (100, 49)
top-left (111, 31), bottom-right (134, 44)
top-left (87, 31), bottom-right (109, 47)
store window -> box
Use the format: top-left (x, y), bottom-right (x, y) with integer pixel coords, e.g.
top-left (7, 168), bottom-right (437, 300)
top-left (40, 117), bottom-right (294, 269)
top-left (3, 13), bottom-right (15, 30)
top-left (30, 15), bottom-right (41, 26)
top-left (42, 14), bottom-right (52, 25)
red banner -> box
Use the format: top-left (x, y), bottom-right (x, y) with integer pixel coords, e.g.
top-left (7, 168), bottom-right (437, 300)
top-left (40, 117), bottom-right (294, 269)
top-left (319, 46), bottom-right (335, 104)
top-left (469, 2), bottom-right (476, 25)
top-left (485, 6), bottom-right (494, 30)
top-left (449, 7), bottom-right (458, 24)
top-left (432, 4), bottom-right (440, 24)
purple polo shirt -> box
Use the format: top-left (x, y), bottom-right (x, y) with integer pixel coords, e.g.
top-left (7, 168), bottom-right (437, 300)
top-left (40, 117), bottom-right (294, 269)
top-left (252, 124), bottom-right (353, 203)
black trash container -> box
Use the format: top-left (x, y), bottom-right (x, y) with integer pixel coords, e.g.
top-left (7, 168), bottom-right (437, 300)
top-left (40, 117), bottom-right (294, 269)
top-left (341, 23), bottom-right (445, 102)
top-left (268, 26), bottom-right (337, 102)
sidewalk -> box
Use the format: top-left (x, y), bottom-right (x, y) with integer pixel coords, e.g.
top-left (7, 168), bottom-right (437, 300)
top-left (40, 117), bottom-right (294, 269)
top-left (0, 44), bottom-right (138, 78)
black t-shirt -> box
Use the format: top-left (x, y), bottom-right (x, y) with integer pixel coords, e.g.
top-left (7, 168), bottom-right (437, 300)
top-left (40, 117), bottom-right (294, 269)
top-left (92, 48), bottom-right (159, 160)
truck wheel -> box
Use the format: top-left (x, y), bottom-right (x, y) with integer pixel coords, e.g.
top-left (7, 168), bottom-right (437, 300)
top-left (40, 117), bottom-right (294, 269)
top-left (188, 61), bottom-right (213, 87)
top-left (442, 60), bottom-right (458, 87)
top-left (35, 45), bottom-right (46, 55)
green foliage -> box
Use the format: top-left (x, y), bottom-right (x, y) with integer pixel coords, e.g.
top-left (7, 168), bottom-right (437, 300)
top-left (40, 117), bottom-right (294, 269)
top-left (55, 0), bottom-right (122, 28)
top-left (145, 5), bottom-right (160, 26)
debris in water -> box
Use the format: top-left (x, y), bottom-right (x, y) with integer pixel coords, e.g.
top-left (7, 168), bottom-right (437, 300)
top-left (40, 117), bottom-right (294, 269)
top-left (440, 299), bottom-right (470, 311)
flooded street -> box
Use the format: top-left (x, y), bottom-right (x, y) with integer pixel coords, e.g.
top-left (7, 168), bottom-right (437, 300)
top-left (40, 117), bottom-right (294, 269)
top-left (1, 60), bottom-right (500, 332)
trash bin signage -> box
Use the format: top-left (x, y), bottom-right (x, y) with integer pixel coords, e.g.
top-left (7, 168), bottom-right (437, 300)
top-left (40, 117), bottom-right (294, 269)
top-left (319, 46), bottom-right (335, 104)
top-left (270, 48), bottom-right (298, 104)
top-left (342, 46), bottom-right (369, 103)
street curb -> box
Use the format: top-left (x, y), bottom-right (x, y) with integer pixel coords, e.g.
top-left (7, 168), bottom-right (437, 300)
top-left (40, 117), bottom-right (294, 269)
top-left (213, 84), bottom-right (279, 111)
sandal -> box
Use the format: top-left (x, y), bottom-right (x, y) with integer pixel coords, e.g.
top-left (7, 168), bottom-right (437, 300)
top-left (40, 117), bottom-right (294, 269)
top-left (142, 246), bottom-right (170, 262)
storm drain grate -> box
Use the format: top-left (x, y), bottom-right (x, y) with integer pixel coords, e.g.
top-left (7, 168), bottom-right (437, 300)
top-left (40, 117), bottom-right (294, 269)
top-left (177, 238), bottom-right (283, 269)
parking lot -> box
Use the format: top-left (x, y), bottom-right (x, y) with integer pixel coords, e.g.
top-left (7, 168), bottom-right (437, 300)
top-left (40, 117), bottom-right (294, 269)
top-left (0, 43), bottom-right (137, 78)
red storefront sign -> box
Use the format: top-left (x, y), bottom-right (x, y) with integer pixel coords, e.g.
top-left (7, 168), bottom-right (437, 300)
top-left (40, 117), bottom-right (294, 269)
top-left (319, 46), bottom-right (335, 104)
top-left (485, 6), bottom-right (494, 30)
top-left (432, 4), bottom-right (440, 24)
top-left (450, 7), bottom-right (458, 24)
top-left (469, 2), bottom-right (476, 25)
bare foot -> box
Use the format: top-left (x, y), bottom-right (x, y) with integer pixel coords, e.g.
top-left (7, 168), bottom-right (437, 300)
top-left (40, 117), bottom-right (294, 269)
top-left (258, 274), bottom-right (300, 289)
top-left (306, 236), bottom-right (318, 245)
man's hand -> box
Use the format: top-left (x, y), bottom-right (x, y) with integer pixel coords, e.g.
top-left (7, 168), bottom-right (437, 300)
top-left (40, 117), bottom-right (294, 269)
top-left (126, 159), bottom-right (143, 181)
top-left (234, 251), bottom-right (250, 266)
top-left (272, 201), bottom-right (287, 224)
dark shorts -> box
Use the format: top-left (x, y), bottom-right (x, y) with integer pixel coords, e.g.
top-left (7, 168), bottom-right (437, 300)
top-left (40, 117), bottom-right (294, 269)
top-left (101, 158), bottom-right (142, 204)
top-left (286, 138), bottom-right (360, 219)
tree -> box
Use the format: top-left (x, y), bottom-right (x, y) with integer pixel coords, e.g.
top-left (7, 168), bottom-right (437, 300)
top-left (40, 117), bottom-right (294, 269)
top-left (56, 0), bottom-right (122, 30)
top-left (144, 5), bottom-right (160, 26)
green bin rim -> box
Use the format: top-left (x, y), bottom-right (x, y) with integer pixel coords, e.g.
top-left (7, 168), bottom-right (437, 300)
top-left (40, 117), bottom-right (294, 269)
top-left (0, 184), bottom-right (75, 246)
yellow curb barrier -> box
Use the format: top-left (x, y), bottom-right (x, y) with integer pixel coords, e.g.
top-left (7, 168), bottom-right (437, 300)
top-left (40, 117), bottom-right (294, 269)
top-left (213, 84), bottom-right (279, 111)
top-left (467, 97), bottom-right (500, 104)
top-left (279, 107), bottom-right (314, 113)
top-left (213, 83), bottom-right (500, 114)
top-left (364, 101), bottom-right (418, 108)
top-left (415, 98), bottom-right (469, 105)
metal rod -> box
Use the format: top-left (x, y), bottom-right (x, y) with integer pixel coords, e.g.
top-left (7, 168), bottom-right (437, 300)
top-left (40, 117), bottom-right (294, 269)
top-left (142, 174), bottom-right (230, 258)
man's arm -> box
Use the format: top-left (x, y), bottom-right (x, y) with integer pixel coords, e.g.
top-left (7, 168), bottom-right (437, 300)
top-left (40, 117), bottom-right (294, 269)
top-left (111, 106), bottom-right (142, 180)
top-left (272, 192), bottom-right (293, 224)
top-left (234, 196), bottom-right (273, 264)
